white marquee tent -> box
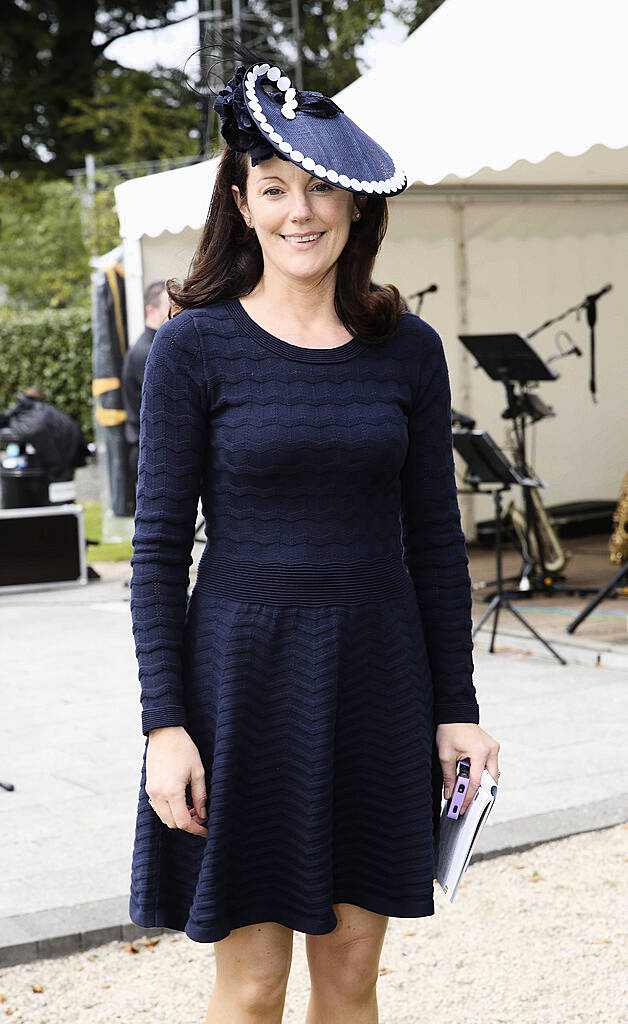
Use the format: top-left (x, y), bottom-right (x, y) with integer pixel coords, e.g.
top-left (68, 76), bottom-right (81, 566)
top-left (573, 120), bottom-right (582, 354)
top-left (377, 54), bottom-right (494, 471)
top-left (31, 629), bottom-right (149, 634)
top-left (114, 0), bottom-right (628, 534)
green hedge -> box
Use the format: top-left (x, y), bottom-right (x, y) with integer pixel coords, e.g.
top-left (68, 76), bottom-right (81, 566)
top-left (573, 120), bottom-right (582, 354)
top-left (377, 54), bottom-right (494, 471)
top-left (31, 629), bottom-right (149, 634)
top-left (0, 307), bottom-right (94, 443)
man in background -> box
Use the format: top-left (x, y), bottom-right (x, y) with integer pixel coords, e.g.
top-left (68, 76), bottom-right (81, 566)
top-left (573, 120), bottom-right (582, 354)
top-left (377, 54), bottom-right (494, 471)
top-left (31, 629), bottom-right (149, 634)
top-left (122, 280), bottom-right (169, 485)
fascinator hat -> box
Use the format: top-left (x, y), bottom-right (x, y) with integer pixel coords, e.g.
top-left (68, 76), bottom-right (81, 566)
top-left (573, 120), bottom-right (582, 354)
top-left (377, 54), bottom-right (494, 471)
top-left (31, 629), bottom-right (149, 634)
top-left (213, 60), bottom-right (408, 197)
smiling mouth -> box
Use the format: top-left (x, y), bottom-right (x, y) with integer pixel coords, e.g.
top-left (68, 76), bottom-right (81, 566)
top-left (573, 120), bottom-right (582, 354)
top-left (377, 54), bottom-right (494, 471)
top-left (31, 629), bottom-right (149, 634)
top-left (280, 232), bottom-right (325, 244)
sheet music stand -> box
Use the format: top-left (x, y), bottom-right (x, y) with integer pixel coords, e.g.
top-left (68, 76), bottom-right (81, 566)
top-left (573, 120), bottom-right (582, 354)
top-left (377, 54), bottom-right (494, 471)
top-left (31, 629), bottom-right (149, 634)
top-left (454, 428), bottom-right (566, 665)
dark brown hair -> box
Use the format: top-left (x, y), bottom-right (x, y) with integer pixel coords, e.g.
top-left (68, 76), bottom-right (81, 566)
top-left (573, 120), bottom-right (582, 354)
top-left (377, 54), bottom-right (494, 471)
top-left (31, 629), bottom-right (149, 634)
top-left (167, 145), bottom-right (406, 343)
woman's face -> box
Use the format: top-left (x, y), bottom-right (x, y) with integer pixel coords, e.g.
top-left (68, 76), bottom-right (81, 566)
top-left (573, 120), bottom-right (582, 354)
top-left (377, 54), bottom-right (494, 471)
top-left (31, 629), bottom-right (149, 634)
top-left (231, 155), bottom-right (360, 284)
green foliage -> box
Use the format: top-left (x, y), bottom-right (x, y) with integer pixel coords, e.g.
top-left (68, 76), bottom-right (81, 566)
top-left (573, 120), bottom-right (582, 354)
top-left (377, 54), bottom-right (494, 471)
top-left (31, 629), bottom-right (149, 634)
top-left (0, 178), bottom-right (91, 308)
top-left (0, 307), bottom-right (94, 442)
top-left (0, 0), bottom-right (188, 176)
top-left (82, 172), bottom-right (123, 259)
top-left (70, 166), bottom-right (124, 260)
top-left (61, 63), bottom-right (201, 166)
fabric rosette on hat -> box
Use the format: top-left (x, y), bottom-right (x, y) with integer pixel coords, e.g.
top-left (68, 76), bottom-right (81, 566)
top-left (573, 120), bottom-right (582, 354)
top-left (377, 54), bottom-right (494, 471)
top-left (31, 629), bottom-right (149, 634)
top-left (213, 60), bottom-right (408, 197)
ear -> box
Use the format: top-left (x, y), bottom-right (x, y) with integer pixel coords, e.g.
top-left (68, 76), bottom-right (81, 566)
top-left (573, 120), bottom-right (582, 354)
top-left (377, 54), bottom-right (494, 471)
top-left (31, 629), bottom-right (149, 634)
top-left (231, 184), bottom-right (250, 225)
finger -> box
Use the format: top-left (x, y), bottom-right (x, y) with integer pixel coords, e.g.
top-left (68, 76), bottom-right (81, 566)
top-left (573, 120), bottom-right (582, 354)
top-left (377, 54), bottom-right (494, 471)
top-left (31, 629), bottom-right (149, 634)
top-left (440, 754), bottom-right (459, 801)
top-left (152, 798), bottom-right (177, 830)
top-left (188, 804), bottom-right (210, 833)
top-left (460, 752), bottom-right (485, 814)
top-left (170, 793), bottom-right (207, 837)
top-left (190, 776), bottom-right (208, 823)
top-left (485, 746), bottom-right (500, 786)
top-left (186, 813), bottom-right (209, 836)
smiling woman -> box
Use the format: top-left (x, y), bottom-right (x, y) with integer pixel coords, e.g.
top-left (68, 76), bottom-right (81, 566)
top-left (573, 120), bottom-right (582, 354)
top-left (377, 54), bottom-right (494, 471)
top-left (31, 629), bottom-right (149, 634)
top-left (128, 34), bottom-right (499, 1024)
top-left (166, 141), bottom-right (405, 343)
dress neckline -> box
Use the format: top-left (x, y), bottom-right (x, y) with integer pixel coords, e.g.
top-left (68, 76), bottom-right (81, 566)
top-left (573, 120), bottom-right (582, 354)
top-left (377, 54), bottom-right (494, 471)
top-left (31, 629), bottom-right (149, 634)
top-left (227, 297), bottom-right (366, 364)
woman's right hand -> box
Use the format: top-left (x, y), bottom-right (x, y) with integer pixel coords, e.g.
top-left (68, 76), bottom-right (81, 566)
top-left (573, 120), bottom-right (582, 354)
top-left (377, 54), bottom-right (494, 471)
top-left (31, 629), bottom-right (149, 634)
top-left (145, 726), bottom-right (208, 837)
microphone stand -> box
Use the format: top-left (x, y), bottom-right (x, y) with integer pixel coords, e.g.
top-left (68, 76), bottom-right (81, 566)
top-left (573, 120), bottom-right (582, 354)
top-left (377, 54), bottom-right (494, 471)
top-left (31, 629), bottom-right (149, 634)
top-left (526, 283), bottom-right (613, 404)
top-left (407, 283), bottom-right (438, 316)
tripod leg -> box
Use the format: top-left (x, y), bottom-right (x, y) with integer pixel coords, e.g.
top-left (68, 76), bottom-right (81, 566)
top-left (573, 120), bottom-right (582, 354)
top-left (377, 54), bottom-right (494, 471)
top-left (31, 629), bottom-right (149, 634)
top-left (489, 600), bottom-right (501, 653)
top-left (472, 594), bottom-right (500, 638)
top-left (566, 562), bottom-right (628, 633)
top-left (506, 602), bottom-right (567, 665)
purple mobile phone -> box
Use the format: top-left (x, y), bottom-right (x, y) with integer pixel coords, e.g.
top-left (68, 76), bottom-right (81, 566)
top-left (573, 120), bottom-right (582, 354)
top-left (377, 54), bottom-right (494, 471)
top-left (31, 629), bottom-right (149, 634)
top-left (446, 757), bottom-right (471, 819)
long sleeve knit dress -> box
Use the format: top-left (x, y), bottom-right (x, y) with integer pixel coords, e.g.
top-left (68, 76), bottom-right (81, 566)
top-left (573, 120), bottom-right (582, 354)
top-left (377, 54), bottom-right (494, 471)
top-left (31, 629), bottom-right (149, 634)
top-left (128, 296), bottom-right (480, 943)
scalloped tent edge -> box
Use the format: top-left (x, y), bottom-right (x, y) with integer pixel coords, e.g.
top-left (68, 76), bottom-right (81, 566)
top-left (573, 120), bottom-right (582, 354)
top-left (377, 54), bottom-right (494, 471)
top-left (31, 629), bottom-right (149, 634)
top-left (114, 0), bottom-right (628, 242)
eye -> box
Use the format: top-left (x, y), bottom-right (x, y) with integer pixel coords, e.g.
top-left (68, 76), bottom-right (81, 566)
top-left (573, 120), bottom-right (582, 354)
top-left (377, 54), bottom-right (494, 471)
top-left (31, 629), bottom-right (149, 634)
top-left (262, 183), bottom-right (332, 196)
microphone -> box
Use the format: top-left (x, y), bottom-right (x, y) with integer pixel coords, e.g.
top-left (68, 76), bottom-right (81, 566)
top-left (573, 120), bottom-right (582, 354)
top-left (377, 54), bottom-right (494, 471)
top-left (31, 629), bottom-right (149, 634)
top-left (408, 284), bottom-right (438, 299)
top-left (586, 283), bottom-right (612, 302)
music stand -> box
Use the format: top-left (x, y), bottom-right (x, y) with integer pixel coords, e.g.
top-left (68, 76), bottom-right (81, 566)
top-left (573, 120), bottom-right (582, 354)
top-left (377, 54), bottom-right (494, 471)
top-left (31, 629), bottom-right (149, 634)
top-left (459, 333), bottom-right (562, 594)
top-left (459, 334), bottom-right (559, 385)
top-left (454, 428), bottom-right (567, 665)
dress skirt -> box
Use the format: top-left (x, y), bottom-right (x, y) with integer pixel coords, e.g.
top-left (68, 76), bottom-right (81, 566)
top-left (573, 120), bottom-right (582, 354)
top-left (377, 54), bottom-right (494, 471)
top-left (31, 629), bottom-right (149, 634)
top-left (128, 551), bottom-right (444, 943)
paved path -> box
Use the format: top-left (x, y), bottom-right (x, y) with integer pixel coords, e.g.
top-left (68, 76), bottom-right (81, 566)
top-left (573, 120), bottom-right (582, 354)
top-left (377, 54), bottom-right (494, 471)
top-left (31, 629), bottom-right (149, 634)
top-left (1, 551), bottom-right (626, 967)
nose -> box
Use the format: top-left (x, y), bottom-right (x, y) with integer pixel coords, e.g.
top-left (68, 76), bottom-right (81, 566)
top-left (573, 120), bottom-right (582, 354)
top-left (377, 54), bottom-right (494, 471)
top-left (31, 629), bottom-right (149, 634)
top-left (287, 189), bottom-right (314, 223)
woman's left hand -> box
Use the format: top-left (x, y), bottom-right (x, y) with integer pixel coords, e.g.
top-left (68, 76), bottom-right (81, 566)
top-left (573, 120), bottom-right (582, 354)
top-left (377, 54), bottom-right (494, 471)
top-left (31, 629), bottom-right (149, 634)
top-left (436, 722), bottom-right (500, 815)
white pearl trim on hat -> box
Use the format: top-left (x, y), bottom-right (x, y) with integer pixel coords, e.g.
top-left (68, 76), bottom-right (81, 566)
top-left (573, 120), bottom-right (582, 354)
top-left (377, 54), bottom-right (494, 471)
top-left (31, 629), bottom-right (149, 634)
top-left (244, 63), bottom-right (407, 195)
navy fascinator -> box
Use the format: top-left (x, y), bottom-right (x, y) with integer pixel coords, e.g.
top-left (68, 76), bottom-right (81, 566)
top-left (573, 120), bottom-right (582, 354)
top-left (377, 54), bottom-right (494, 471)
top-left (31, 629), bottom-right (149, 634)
top-left (213, 61), bottom-right (407, 197)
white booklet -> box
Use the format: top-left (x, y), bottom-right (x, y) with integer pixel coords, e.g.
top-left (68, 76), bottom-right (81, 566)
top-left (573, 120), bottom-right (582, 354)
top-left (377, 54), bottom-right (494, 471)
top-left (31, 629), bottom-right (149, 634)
top-left (435, 768), bottom-right (498, 902)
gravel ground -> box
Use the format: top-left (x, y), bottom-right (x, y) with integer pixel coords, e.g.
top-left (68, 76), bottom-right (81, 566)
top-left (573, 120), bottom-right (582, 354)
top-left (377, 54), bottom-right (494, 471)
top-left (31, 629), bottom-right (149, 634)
top-left (1, 824), bottom-right (626, 1024)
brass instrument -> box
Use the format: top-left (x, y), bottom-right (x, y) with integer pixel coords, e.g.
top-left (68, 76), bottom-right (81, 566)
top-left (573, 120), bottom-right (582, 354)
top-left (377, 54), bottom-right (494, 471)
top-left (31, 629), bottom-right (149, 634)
top-left (501, 417), bottom-right (571, 577)
top-left (609, 471), bottom-right (628, 566)
top-left (505, 486), bottom-right (571, 575)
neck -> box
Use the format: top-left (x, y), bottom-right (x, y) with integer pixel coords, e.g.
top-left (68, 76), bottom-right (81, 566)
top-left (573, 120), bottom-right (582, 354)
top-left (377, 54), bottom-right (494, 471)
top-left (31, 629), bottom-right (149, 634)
top-left (244, 267), bottom-right (338, 329)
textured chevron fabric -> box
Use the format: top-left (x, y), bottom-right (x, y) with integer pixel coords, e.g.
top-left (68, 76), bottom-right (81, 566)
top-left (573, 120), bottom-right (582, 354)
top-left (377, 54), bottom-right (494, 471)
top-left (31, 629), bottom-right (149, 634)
top-left (128, 296), bottom-right (480, 942)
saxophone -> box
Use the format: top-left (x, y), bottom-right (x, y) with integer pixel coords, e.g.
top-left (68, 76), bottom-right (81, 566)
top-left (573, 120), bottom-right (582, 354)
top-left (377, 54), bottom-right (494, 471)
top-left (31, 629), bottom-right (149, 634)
top-left (502, 423), bottom-right (571, 576)
top-left (609, 471), bottom-right (628, 566)
top-left (505, 485), bottom-right (571, 575)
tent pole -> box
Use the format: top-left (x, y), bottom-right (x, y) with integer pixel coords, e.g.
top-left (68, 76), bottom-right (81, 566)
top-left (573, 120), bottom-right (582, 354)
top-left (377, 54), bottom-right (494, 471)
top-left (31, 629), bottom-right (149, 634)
top-left (451, 198), bottom-right (476, 541)
top-left (123, 237), bottom-right (145, 349)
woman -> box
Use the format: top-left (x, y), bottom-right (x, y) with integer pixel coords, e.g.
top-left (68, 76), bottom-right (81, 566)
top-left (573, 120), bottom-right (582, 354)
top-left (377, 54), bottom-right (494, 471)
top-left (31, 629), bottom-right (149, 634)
top-left (128, 47), bottom-right (500, 1024)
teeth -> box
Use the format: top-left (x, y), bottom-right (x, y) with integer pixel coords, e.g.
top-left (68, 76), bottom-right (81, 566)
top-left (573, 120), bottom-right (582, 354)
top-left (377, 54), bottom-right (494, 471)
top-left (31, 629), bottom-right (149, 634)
top-left (284, 233), bottom-right (322, 242)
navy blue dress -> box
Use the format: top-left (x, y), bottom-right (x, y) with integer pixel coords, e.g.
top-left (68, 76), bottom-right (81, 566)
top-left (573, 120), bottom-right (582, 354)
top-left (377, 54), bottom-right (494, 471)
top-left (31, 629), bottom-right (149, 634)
top-left (128, 297), bottom-right (479, 943)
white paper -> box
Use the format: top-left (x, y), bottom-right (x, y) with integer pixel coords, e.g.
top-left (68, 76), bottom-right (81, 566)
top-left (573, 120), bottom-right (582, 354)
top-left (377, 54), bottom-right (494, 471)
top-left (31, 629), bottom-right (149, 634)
top-left (436, 768), bottom-right (498, 903)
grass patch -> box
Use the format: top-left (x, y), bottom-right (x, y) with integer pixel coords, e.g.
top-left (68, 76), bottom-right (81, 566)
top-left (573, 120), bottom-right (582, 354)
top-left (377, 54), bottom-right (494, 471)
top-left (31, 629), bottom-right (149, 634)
top-left (83, 500), bottom-right (133, 562)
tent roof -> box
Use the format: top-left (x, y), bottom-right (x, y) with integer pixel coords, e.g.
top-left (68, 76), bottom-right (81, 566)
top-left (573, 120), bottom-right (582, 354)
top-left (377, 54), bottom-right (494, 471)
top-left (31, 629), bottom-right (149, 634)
top-left (335, 0), bottom-right (628, 186)
top-left (115, 0), bottom-right (628, 241)
top-left (115, 157), bottom-right (219, 241)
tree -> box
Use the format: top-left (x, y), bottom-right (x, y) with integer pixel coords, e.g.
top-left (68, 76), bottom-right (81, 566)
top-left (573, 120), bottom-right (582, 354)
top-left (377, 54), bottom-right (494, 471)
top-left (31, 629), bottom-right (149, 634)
top-left (0, 1), bottom-right (446, 178)
top-left (61, 64), bottom-right (201, 165)
top-left (395, 1), bottom-right (447, 34)
top-left (0, 179), bottom-right (91, 308)
top-left (0, 1), bottom-right (193, 177)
